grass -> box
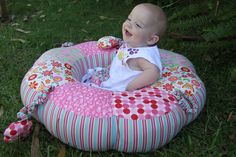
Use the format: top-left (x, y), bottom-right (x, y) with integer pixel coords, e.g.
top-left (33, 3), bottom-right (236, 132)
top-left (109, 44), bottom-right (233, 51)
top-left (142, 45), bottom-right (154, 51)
top-left (0, 0), bottom-right (235, 156)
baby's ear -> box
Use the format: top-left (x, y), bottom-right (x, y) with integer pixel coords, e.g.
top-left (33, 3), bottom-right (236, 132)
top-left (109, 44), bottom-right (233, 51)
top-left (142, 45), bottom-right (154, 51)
top-left (147, 35), bottom-right (159, 45)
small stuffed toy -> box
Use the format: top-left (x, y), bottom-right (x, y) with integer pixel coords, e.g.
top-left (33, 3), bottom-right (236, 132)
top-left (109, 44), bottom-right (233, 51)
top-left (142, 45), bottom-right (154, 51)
top-left (3, 86), bottom-right (53, 143)
top-left (97, 36), bottom-right (122, 49)
top-left (3, 119), bottom-right (33, 143)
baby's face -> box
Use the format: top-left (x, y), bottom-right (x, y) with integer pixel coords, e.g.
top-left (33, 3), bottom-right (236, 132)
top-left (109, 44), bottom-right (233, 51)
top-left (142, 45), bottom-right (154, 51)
top-left (122, 5), bottom-right (158, 48)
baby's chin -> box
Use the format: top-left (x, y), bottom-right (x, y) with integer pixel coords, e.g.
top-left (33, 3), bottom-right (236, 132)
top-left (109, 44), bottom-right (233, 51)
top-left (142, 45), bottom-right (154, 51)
top-left (122, 39), bottom-right (146, 48)
top-left (126, 43), bottom-right (144, 48)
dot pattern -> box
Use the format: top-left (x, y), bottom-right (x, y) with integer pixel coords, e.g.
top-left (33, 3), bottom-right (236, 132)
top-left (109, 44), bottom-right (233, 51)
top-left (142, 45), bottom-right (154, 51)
top-left (74, 41), bottom-right (116, 56)
top-left (112, 87), bottom-right (178, 120)
top-left (50, 82), bottom-right (113, 117)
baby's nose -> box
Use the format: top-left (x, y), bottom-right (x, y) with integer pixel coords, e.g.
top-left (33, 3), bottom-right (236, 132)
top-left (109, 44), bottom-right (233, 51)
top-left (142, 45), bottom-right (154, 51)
top-left (126, 21), bottom-right (132, 28)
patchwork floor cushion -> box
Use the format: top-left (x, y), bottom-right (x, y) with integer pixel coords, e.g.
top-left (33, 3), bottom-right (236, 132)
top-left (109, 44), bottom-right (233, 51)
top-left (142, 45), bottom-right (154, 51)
top-left (5, 41), bottom-right (206, 152)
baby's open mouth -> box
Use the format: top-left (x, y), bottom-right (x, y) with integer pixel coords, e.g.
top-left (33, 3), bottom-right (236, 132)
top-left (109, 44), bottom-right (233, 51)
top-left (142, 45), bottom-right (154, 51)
top-left (125, 29), bottom-right (132, 37)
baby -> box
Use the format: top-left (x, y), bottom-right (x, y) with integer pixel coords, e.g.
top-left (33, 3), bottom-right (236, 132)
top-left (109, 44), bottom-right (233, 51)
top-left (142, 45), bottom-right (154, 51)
top-left (83, 3), bottom-right (167, 92)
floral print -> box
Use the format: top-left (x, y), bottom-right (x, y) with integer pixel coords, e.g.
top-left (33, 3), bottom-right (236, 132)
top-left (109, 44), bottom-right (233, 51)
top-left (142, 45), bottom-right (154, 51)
top-left (64, 63), bottom-right (72, 69)
top-left (117, 44), bottom-right (140, 65)
top-left (162, 72), bottom-right (171, 77)
top-left (127, 48), bottom-right (139, 55)
top-left (181, 67), bottom-right (191, 72)
top-left (28, 74), bottom-right (37, 80)
top-left (152, 65), bottom-right (204, 113)
top-left (29, 81), bottom-right (38, 89)
top-left (11, 40), bottom-right (206, 145)
top-left (97, 36), bottom-right (121, 49)
top-left (25, 60), bottom-right (74, 91)
top-left (163, 83), bottom-right (174, 91)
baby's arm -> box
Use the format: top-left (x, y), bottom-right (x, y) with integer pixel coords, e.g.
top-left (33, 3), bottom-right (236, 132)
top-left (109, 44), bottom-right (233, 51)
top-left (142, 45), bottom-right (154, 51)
top-left (126, 58), bottom-right (160, 92)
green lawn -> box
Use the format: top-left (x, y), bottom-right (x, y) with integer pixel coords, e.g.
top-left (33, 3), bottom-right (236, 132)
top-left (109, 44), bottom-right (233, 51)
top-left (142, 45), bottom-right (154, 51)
top-left (0, 0), bottom-right (235, 156)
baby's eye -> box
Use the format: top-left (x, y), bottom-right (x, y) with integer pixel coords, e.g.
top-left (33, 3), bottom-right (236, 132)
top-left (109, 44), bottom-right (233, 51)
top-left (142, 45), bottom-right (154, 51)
top-left (126, 18), bottom-right (131, 21)
top-left (135, 23), bottom-right (142, 28)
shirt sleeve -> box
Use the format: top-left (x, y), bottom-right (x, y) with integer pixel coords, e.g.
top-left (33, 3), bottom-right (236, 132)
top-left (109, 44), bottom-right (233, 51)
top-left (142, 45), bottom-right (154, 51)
top-left (123, 46), bottom-right (162, 75)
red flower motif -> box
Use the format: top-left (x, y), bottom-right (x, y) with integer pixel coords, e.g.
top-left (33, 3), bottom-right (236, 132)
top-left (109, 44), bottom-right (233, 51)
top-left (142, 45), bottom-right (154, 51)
top-left (98, 41), bottom-right (105, 48)
top-left (64, 63), bottom-right (72, 70)
top-left (28, 74), bottom-right (37, 80)
top-left (191, 80), bottom-right (200, 87)
top-left (43, 70), bottom-right (52, 76)
top-left (109, 39), bottom-right (118, 46)
top-left (187, 73), bottom-right (195, 78)
top-left (65, 70), bottom-right (72, 75)
top-left (52, 61), bottom-right (62, 67)
top-left (162, 72), bottom-right (171, 77)
top-left (185, 90), bottom-right (193, 96)
top-left (65, 77), bottom-right (74, 82)
top-left (163, 83), bottom-right (174, 91)
top-left (181, 67), bottom-right (190, 72)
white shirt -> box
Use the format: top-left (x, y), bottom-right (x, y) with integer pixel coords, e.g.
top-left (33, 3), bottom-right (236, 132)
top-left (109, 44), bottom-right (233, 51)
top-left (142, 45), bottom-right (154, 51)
top-left (101, 43), bottom-right (162, 91)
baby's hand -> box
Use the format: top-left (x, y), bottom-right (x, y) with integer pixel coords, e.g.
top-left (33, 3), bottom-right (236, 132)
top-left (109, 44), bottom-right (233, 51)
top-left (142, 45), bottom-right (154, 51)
top-left (61, 42), bottom-right (74, 47)
top-left (97, 36), bottom-right (122, 49)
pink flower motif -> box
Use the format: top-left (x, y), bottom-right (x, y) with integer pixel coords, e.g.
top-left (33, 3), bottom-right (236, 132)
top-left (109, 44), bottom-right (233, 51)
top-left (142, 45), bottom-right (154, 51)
top-left (43, 70), bottom-right (52, 76)
top-left (98, 41), bottom-right (105, 48)
top-left (168, 76), bottom-right (178, 82)
top-left (52, 61), bottom-right (62, 67)
top-left (163, 83), bottom-right (174, 91)
top-left (28, 74), bottom-right (37, 80)
top-left (65, 70), bottom-right (72, 76)
top-left (191, 79), bottom-right (200, 87)
top-left (53, 76), bottom-right (63, 82)
top-left (181, 67), bottom-right (190, 72)
top-left (187, 73), bottom-right (195, 78)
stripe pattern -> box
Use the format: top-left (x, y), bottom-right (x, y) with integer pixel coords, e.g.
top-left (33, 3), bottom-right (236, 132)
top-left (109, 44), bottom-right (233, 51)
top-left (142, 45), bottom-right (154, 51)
top-left (19, 41), bottom-right (206, 152)
top-left (33, 97), bottom-right (186, 152)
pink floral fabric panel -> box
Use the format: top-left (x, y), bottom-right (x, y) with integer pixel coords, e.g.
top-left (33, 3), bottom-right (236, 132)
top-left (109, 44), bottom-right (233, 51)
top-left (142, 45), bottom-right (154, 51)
top-left (25, 60), bottom-right (74, 91)
top-left (152, 65), bottom-right (204, 113)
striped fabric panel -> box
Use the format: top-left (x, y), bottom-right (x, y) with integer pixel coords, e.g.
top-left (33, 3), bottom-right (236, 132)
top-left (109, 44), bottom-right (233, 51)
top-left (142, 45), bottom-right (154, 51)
top-left (35, 102), bottom-right (117, 151)
top-left (23, 87), bottom-right (190, 152)
top-left (20, 81), bottom-right (38, 107)
top-left (198, 85), bottom-right (206, 110)
top-left (185, 83), bottom-right (206, 125)
top-left (114, 107), bottom-right (186, 152)
top-left (33, 97), bottom-right (186, 152)
top-left (20, 80), bottom-right (27, 104)
top-left (73, 53), bottom-right (115, 78)
top-left (71, 61), bottom-right (82, 81)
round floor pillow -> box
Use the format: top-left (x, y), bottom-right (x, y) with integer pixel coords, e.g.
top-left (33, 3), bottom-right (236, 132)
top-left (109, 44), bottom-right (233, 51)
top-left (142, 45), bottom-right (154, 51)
top-left (18, 41), bottom-right (206, 152)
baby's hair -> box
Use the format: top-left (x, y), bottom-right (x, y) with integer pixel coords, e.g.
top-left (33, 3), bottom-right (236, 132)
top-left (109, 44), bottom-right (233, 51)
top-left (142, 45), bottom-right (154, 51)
top-left (138, 3), bottom-right (167, 38)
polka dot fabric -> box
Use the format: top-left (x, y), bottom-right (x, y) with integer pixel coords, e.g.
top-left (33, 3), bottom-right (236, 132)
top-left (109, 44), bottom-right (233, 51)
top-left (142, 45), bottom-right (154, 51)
top-left (49, 82), bottom-right (113, 117)
top-left (17, 41), bottom-right (206, 152)
top-left (112, 88), bottom-right (178, 120)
